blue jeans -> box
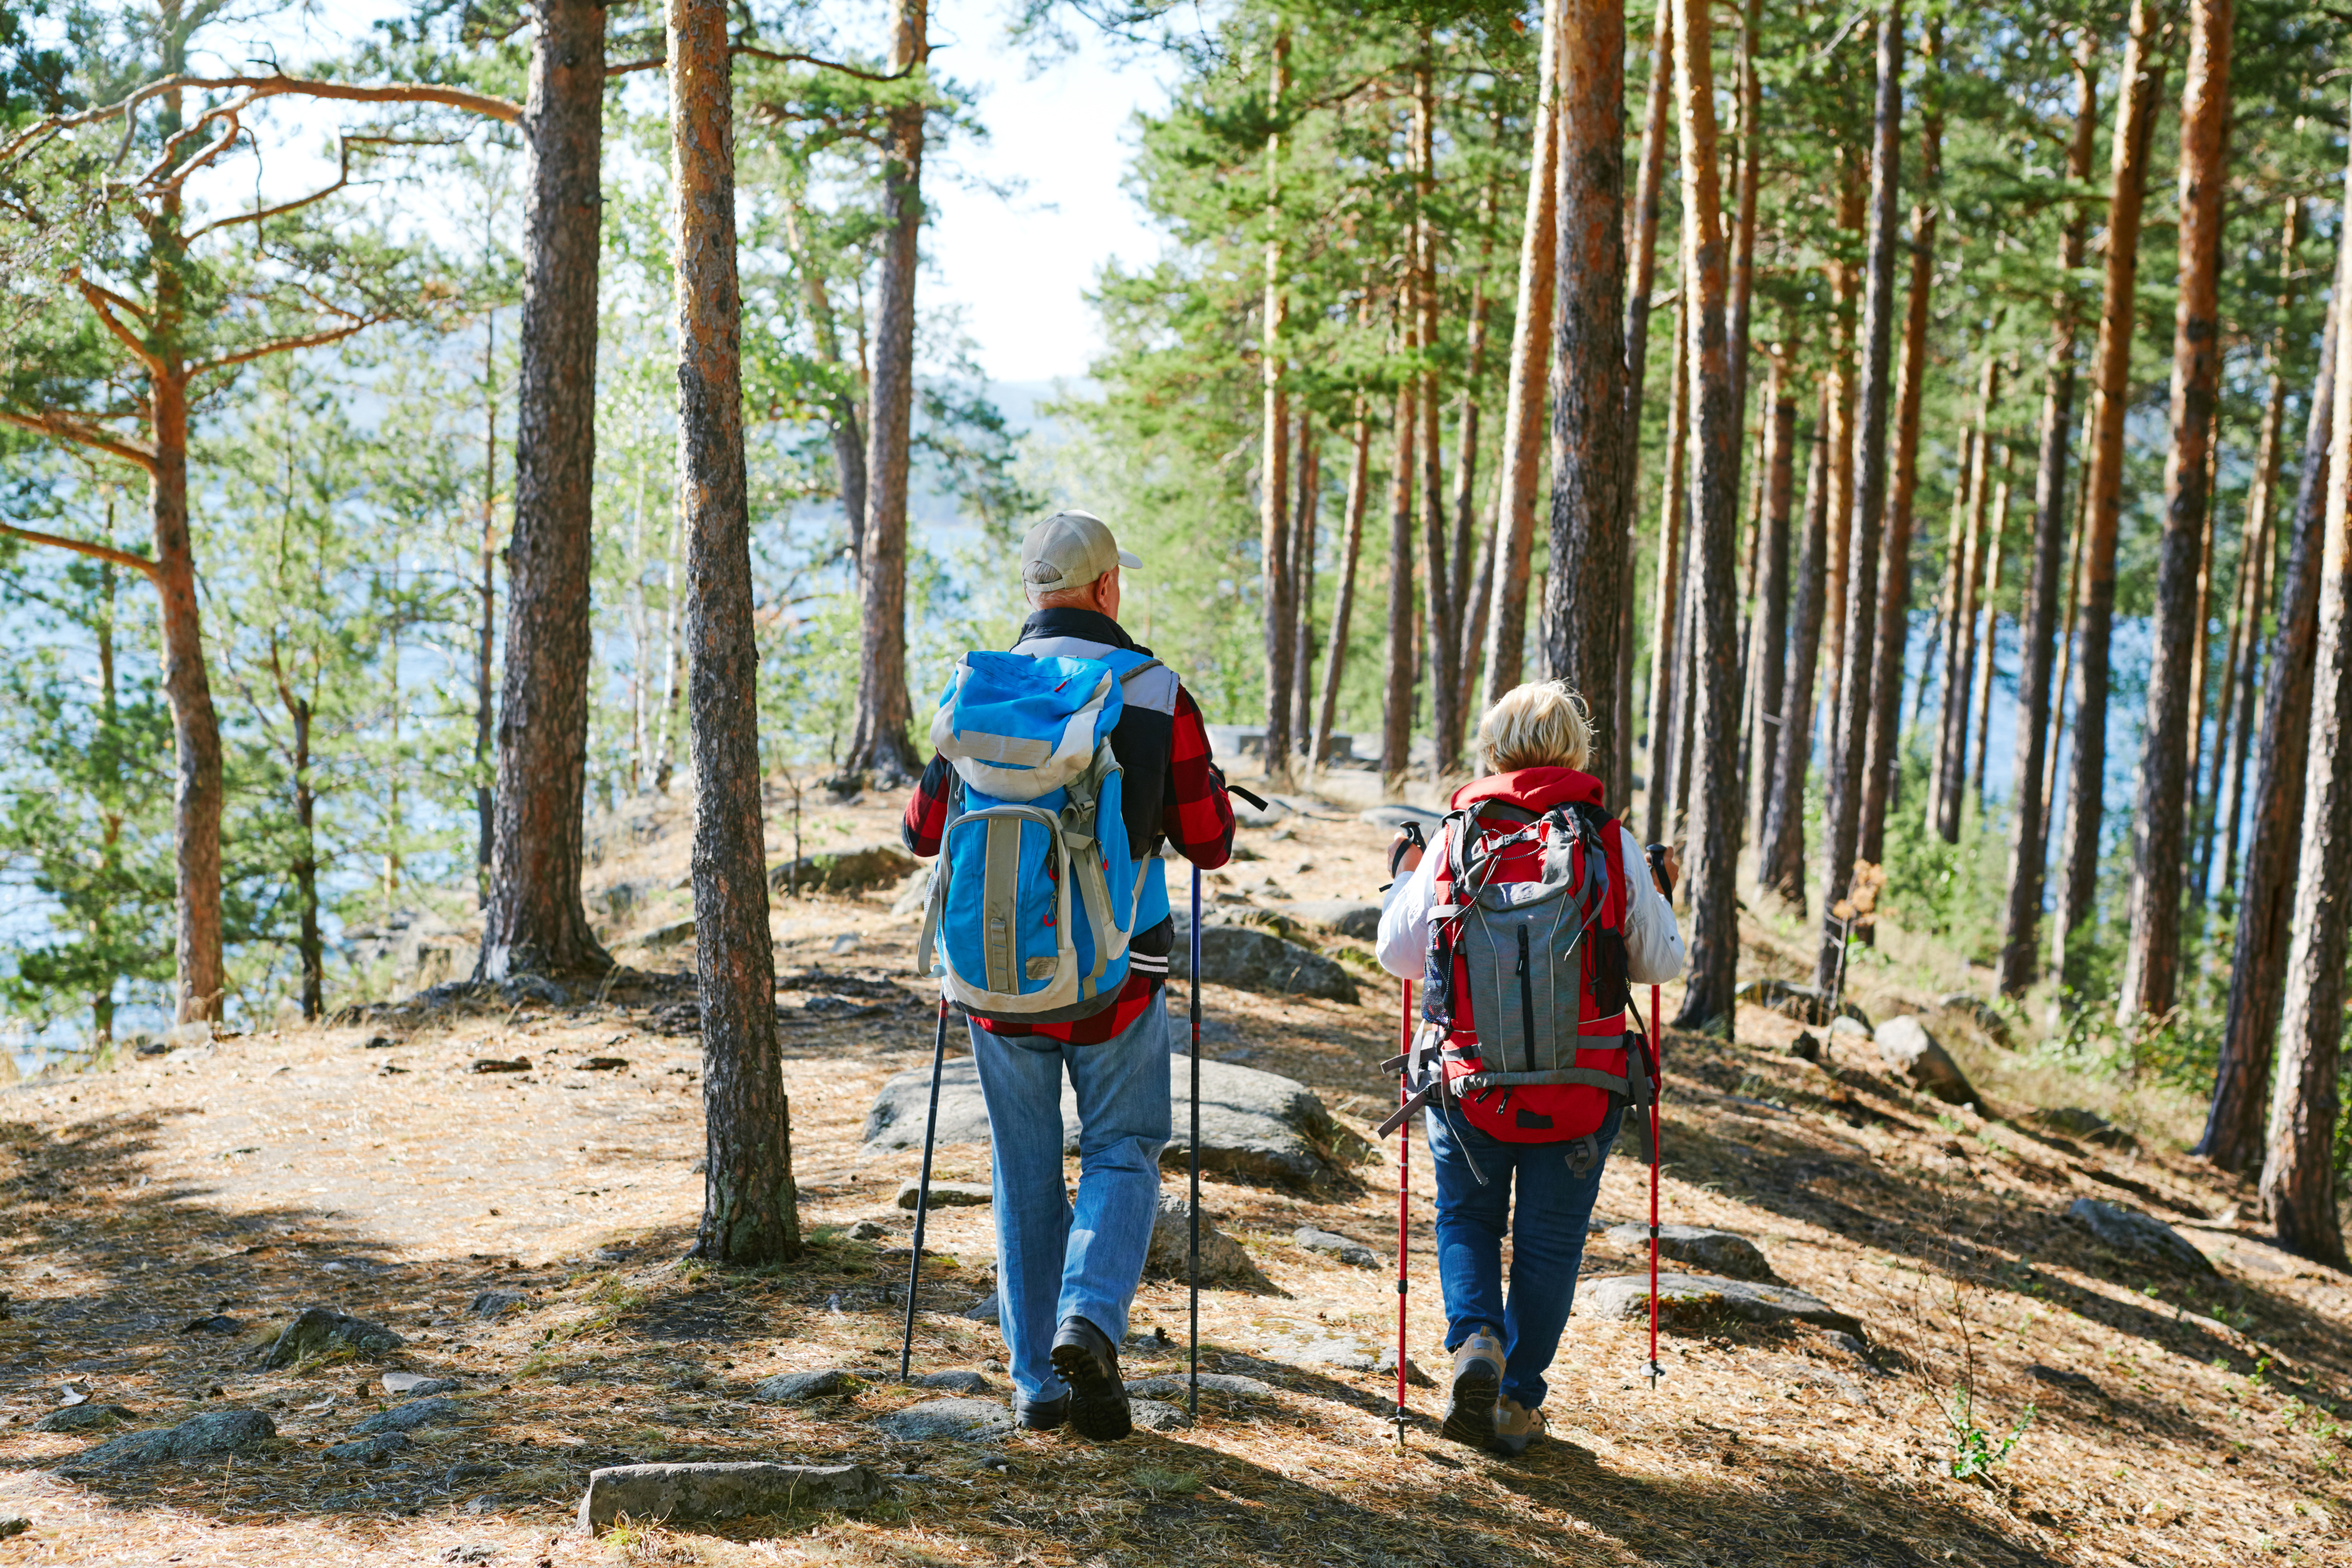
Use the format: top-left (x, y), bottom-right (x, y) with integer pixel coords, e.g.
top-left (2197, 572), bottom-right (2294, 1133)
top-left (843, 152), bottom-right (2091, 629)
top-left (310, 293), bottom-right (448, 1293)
top-left (969, 1001), bottom-right (1171, 1404)
top-left (1424, 1100), bottom-right (1625, 1410)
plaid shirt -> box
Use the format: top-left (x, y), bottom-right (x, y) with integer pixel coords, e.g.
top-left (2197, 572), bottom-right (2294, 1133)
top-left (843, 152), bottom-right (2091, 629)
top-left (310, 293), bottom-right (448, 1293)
top-left (903, 682), bottom-right (1235, 1045)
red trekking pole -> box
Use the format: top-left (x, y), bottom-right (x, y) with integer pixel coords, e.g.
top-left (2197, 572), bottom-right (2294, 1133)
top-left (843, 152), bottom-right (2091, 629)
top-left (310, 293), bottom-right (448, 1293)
top-left (1646, 981), bottom-right (1662, 1389)
top-left (1394, 975), bottom-right (1412, 1451)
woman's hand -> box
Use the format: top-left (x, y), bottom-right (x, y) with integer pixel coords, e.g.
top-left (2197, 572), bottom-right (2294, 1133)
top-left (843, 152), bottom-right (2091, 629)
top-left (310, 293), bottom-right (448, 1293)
top-left (1389, 830), bottom-right (1425, 878)
top-left (1652, 843), bottom-right (1682, 896)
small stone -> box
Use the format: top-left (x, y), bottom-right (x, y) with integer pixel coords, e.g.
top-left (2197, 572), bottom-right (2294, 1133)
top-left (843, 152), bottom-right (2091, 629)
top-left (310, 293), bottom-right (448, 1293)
top-left (1822, 1331), bottom-right (1871, 1362)
top-left (179, 1314), bottom-right (243, 1335)
top-left (847, 1220), bottom-right (888, 1241)
top-left (354, 1396), bottom-right (461, 1435)
top-left (577, 1056), bottom-right (630, 1072)
top-left (1935, 993), bottom-right (2017, 1050)
top-left (1573, 1274), bottom-right (1864, 1339)
top-left (579, 1462), bottom-right (888, 1532)
top-left (58, 1409), bottom-right (275, 1471)
top-left (962, 1294), bottom-right (1001, 1323)
top-left (638, 918), bottom-right (697, 951)
top-left (1282, 900), bottom-right (1383, 940)
top-left (382, 1373), bottom-right (458, 1398)
top-left (755, 1369), bottom-right (855, 1402)
top-left (1828, 1016), bottom-right (1871, 1040)
top-left (32, 1404), bottom-right (133, 1432)
top-left (325, 1431), bottom-right (413, 1464)
top-left (1293, 1225), bottom-right (1379, 1268)
top-left (2025, 1363), bottom-right (2102, 1395)
top-left (256, 1307), bottom-right (404, 1369)
top-left (914, 1370), bottom-right (991, 1395)
top-left (1144, 1194), bottom-right (1272, 1289)
top-left (470, 1057), bottom-right (532, 1074)
top-left (874, 1398), bottom-right (1014, 1441)
top-left (1604, 1223), bottom-right (1774, 1282)
top-left (469, 1290), bottom-right (526, 1319)
top-left (1787, 1031), bottom-right (1822, 1063)
top-left (0, 1517), bottom-right (26, 1540)
top-left (1872, 1016), bottom-right (1981, 1107)
top-left (1129, 1399), bottom-right (1191, 1430)
top-left (2067, 1198), bottom-right (2216, 1276)
top-left (895, 1179), bottom-right (992, 1211)
top-left (2034, 1106), bottom-right (2136, 1149)
top-left (440, 1546), bottom-right (497, 1565)
top-left (1375, 1346), bottom-right (1433, 1386)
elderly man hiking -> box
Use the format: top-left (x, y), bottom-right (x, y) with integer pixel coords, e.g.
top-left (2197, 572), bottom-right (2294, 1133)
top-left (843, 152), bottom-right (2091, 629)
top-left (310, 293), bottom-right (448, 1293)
top-left (904, 510), bottom-right (1236, 1441)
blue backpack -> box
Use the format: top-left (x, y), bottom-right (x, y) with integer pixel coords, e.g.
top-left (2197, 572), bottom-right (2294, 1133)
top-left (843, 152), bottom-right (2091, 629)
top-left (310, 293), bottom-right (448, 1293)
top-left (915, 647), bottom-right (1163, 1022)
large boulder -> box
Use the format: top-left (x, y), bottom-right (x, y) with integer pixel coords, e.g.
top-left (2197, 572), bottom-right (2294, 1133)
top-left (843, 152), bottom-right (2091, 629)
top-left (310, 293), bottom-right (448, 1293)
top-left (1936, 993), bottom-right (2017, 1051)
top-left (57, 1410), bottom-right (275, 1472)
top-left (1143, 1193), bottom-right (1273, 1290)
top-left (1574, 1274), bottom-right (1864, 1339)
top-left (1169, 918), bottom-right (1359, 1004)
top-left (768, 842), bottom-right (918, 897)
top-left (1872, 1016), bottom-right (1981, 1107)
top-left (1604, 1223), bottom-right (1773, 1281)
top-left (875, 1399), bottom-right (1014, 1442)
top-left (2067, 1199), bottom-right (2215, 1276)
top-left (580, 1463), bottom-right (887, 1531)
top-left (1281, 900), bottom-right (1383, 941)
top-left (864, 1055), bottom-right (1369, 1186)
top-left (256, 1308), bottom-right (403, 1370)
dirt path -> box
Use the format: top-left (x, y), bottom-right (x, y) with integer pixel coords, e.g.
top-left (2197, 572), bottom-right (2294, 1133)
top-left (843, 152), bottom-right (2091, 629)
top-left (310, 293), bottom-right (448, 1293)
top-left (2, 796), bottom-right (2345, 1567)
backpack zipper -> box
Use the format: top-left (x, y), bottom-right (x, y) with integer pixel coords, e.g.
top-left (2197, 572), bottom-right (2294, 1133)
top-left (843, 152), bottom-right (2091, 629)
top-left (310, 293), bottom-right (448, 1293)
top-left (1516, 926), bottom-right (1538, 1075)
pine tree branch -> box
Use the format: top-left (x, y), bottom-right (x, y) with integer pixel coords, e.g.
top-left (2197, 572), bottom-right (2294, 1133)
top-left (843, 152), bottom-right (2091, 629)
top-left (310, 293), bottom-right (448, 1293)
top-left (189, 316), bottom-right (385, 381)
top-left (0, 517), bottom-right (163, 579)
top-left (185, 135), bottom-right (365, 241)
top-left (606, 44), bottom-right (921, 82)
top-left (0, 73), bottom-right (521, 169)
top-left (73, 276), bottom-right (164, 377)
top-left (0, 409), bottom-right (158, 474)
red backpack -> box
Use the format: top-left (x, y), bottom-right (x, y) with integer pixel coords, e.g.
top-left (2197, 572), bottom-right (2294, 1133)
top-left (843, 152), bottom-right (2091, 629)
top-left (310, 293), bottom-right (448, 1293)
top-left (1376, 768), bottom-right (1656, 1172)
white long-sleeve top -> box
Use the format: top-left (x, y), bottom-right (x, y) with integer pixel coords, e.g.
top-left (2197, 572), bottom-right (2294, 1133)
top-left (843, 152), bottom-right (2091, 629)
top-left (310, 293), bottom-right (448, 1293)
top-left (1376, 819), bottom-right (1686, 986)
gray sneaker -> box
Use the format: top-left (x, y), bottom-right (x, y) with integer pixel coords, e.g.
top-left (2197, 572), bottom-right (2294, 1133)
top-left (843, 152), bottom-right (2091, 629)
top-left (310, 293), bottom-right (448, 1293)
top-left (1490, 1395), bottom-right (1546, 1457)
top-left (1440, 1327), bottom-right (1504, 1449)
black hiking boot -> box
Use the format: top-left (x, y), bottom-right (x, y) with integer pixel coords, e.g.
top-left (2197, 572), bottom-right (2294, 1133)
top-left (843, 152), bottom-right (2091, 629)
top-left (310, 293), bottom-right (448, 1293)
top-left (1440, 1327), bottom-right (1504, 1450)
top-left (1014, 1390), bottom-right (1069, 1431)
top-left (1049, 1316), bottom-right (1131, 1441)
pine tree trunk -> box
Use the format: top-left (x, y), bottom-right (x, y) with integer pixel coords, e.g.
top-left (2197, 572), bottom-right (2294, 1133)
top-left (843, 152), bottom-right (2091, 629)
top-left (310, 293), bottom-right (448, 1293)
top-left (1859, 49), bottom-right (1940, 871)
top-left (2055, 0), bottom-right (2168, 992)
top-left (2202, 234), bottom-right (2343, 1171)
top-left (1725, 0), bottom-right (1762, 425)
top-left (1292, 415), bottom-right (1320, 755)
top-left (476, 312), bottom-right (499, 897)
top-left (1670, 514), bottom-right (1699, 829)
top-left (1997, 43), bottom-right (2098, 995)
top-left (1412, 50), bottom-right (1460, 777)
top-left (1317, 403), bottom-right (1374, 766)
top-left (2046, 452), bottom-right (2094, 825)
top-left (1641, 304), bottom-right (1690, 845)
top-left (2259, 126), bottom-right (2352, 1264)
top-left (1668, 0), bottom-right (1740, 1031)
top-left (292, 697), bottom-right (320, 1020)
top-left (1969, 452), bottom-right (2012, 811)
top-left (480, 0), bottom-right (611, 982)
top-left (1933, 359), bottom-right (2000, 842)
top-left (1452, 188), bottom-right (1497, 723)
top-left (1745, 355), bottom-right (1796, 854)
top-left (1260, 32), bottom-right (1296, 787)
top-left (1814, 2), bottom-right (1902, 990)
top-left (1383, 371), bottom-right (1419, 796)
top-left (1485, 0), bottom-right (1561, 708)
top-left (2120, 0), bottom-right (2232, 1026)
top-left (1820, 163), bottom-right (1867, 732)
top-left (2183, 449), bottom-right (2221, 911)
top-left (843, 0), bottom-right (929, 786)
top-left (671, 0), bottom-right (798, 1265)
top-left (1762, 403), bottom-right (1831, 904)
top-left (1541, 0), bottom-right (1630, 796)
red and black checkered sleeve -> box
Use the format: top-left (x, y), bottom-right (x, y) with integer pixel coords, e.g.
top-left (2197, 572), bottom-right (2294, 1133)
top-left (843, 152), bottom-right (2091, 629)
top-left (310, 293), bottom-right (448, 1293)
top-left (1163, 686), bottom-right (1235, 870)
top-left (901, 754), bottom-right (956, 858)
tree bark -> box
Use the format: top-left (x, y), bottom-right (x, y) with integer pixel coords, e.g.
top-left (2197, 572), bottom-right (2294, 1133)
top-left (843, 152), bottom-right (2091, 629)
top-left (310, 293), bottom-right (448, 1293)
top-left (2183, 439), bottom-right (2221, 911)
top-left (2054, 0), bottom-right (2168, 992)
top-left (1997, 42), bottom-right (2098, 996)
top-left (1815, 2), bottom-right (1902, 991)
top-left (290, 695), bottom-right (319, 1020)
top-left (1383, 371), bottom-right (1419, 796)
top-left (1317, 402), bottom-right (1374, 767)
top-left (2046, 442), bottom-right (2094, 825)
top-left (1725, 0), bottom-right (1762, 427)
top-left (843, 0), bottom-right (929, 785)
top-left (1484, 0), bottom-right (1561, 708)
top-left (1820, 162), bottom-right (1867, 732)
top-left (1292, 413), bottom-right (1320, 755)
top-left (2203, 230), bottom-right (2344, 1171)
top-left (1667, 0), bottom-right (1739, 1031)
top-left (476, 309), bottom-right (499, 900)
top-left (671, 0), bottom-right (798, 1265)
top-left (1412, 49), bottom-right (1460, 778)
top-left (1762, 400), bottom-right (1830, 903)
top-left (2260, 114), bottom-right (2352, 1266)
top-left (1260, 31), bottom-right (1296, 786)
top-left (480, 0), bottom-right (611, 983)
top-left (1541, 0), bottom-right (1630, 798)
top-left (2119, 0), bottom-right (2232, 1027)
top-left (1641, 301), bottom-right (1690, 845)
top-left (1934, 357), bottom-right (2000, 842)
top-left (1859, 33), bottom-right (1940, 870)
top-left (1745, 353), bottom-right (1795, 854)
top-left (1969, 450), bottom-right (2012, 811)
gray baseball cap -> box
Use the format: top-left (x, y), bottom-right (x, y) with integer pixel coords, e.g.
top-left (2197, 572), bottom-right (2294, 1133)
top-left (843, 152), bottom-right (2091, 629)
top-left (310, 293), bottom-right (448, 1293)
top-left (1020, 510), bottom-right (1141, 595)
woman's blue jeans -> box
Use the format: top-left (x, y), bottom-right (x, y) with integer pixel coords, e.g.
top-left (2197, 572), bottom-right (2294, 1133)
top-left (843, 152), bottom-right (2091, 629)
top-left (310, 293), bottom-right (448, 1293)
top-left (1423, 1100), bottom-right (1625, 1411)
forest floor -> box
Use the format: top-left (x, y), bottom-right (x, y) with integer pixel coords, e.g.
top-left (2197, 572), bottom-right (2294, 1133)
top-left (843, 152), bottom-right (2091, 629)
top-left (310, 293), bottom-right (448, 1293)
top-left (1, 774), bottom-right (2347, 1567)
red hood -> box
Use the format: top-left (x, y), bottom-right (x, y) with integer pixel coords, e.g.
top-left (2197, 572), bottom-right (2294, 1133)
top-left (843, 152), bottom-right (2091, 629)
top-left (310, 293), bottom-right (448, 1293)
top-left (1449, 766), bottom-right (1605, 814)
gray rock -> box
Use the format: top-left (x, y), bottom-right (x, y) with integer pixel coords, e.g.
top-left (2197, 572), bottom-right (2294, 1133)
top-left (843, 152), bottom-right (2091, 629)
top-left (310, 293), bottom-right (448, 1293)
top-left (768, 842), bottom-right (919, 897)
top-left (1129, 1399), bottom-right (1192, 1430)
top-left (1123, 1373), bottom-right (1275, 1403)
top-left (469, 1290), bottom-right (526, 1319)
top-left (439, 1547), bottom-right (497, 1566)
top-left (2034, 1106), bottom-right (2136, 1149)
top-left (1829, 1016), bottom-right (1871, 1041)
top-left (0, 1518), bottom-right (24, 1539)
top-left (914, 1370), bottom-right (991, 1395)
top-left (257, 1307), bottom-right (404, 1369)
top-left (1936, 993), bottom-right (2017, 1050)
top-left (58, 1409), bottom-right (275, 1471)
top-left (1360, 804), bottom-right (1443, 831)
top-left (755, 1369), bottom-right (855, 1402)
top-left (1787, 1031), bottom-right (1822, 1063)
top-left (846, 1220), bottom-right (888, 1241)
top-left (1169, 920), bottom-right (1359, 1004)
top-left (1294, 1225), bottom-right (1378, 1268)
top-left (354, 1396), bottom-right (461, 1435)
top-left (2067, 1199), bottom-right (2215, 1276)
top-left (32, 1404), bottom-right (133, 1432)
top-left (1143, 1193), bottom-right (1272, 1289)
top-left (1573, 1274), bottom-right (1864, 1339)
top-left (579, 1461), bottom-right (888, 1532)
top-left (895, 1179), bottom-right (992, 1211)
top-left (866, 1055), bottom-right (1370, 1187)
top-left (637, 918), bottom-right (697, 951)
top-left (1281, 900), bottom-right (1383, 941)
top-left (325, 1431), bottom-right (412, 1464)
top-left (1604, 1223), bottom-right (1774, 1282)
top-left (1872, 1016), bottom-right (1981, 1107)
top-left (961, 1293), bottom-right (1001, 1323)
top-left (874, 1398), bottom-right (1014, 1441)
top-left (1375, 1346), bottom-right (1433, 1387)
top-left (381, 1373), bottom-right (458, 1398)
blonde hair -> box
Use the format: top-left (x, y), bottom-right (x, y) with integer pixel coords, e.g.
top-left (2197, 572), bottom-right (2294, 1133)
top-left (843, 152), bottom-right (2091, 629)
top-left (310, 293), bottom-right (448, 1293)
top-left (1475, 680), bottom-right (1595, 775)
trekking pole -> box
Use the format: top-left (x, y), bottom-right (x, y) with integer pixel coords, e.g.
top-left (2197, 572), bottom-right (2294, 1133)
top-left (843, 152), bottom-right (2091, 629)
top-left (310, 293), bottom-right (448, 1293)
top-left (1188, 862), bottom-right (1203, 1423)
top-left (1394, 975), bottom-right (1413, 1453)
top-left (901, 993), bottom-right (951, 1382)
top-left (1647, 980), bottom-right (1663, 1390)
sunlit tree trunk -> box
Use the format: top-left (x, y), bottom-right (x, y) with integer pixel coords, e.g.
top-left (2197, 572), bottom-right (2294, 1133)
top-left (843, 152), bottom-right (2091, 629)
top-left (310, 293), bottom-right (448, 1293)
top-left (1316, 402), bottom-right (1374, 768)
top-left (476, 310), bottom-right (499, 902)
top-left (1383, 367), bottom-right (1419, 797)
top-left (1745, 351), bottom-right (1795, 856)
top-left (1932, 357), bottom-right (2000, 842)
top-left (1820, 160), bottom-right (1866, 731)
top-left (1260, 31), bottom-right (1296, 787)
top-left (1762, 400), bottom-right (1830, 904)
top-left (2183, 441), bottom-right (2221, 912)
top-left (1969, 450), bottom-right (2012, 812)
top-left (1292, 414), bottom-right (1321, 757)
top-left (1641, 302), bottom-right (1689, 845)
